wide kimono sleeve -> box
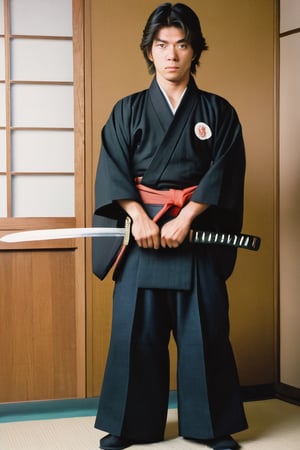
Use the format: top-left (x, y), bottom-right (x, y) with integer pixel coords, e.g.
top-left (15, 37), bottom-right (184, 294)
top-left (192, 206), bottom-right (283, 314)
top-left (191, 96), bottom-right (246, 234)
top-left (94, 96), bottom-right (141, 219)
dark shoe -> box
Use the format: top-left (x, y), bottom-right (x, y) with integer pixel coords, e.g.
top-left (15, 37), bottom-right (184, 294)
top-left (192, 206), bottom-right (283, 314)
top-left (207, 435), bottom-right (240, 449)
top-left (99, 434), bottom-right (133, 450)
top-left (185, 435), bottom-right (240, 449)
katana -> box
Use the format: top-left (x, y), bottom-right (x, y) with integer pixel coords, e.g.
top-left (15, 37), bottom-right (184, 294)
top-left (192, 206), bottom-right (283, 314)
top-left (0, 222), bottom-right (261, 251)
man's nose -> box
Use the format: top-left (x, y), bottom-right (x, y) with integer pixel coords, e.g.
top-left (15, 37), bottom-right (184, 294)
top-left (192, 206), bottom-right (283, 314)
top-left (167, 46), bottom-right (178, 60)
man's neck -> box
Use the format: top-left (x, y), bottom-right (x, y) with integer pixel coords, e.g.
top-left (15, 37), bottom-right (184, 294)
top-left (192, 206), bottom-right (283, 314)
top-left (156, 76), bottom-right (190, 109)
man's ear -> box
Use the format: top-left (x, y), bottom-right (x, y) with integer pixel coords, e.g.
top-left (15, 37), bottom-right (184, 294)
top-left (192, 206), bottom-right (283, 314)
top-left (147, 50), bottom-right (153, 62)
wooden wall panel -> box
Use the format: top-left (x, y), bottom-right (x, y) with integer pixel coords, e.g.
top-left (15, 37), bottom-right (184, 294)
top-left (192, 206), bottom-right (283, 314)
top-left (85, 0), bottom-right (278, 395)
top-left (0, 249), bottom-right (80, 402)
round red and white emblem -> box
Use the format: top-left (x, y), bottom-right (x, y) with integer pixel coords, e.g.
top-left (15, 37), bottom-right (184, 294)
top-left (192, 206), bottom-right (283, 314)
top-left (194, 122), bottom-right (212, 140)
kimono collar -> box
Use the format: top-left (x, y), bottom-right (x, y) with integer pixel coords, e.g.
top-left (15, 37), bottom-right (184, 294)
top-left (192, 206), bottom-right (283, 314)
top-left (148, 77), bottom-right (199, 130)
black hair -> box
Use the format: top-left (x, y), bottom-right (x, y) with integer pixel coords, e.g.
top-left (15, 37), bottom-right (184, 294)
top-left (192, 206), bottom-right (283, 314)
top-left (140, 3), bottom-right (208, 74)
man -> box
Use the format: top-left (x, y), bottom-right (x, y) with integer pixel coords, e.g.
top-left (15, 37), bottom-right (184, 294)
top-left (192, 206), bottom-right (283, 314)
top-left (94, 3), bottom-right (248, 449)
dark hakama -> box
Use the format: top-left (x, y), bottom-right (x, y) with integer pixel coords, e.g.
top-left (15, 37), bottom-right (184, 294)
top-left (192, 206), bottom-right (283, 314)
top-left (94, 77), bottom-right (248, 440)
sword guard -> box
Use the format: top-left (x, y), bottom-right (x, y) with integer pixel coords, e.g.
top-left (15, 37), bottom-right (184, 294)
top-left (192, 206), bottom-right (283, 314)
top-left (123, 216), bottom-right (132, 245)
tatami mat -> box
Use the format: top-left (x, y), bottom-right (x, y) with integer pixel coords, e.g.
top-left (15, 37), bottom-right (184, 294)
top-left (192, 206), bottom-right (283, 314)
top-left (0, 399), bottom-right (299, 449)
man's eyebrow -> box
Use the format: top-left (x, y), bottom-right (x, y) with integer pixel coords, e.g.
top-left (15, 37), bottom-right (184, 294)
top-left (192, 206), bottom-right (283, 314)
top-left (154, 38), bottom-right (188, 43)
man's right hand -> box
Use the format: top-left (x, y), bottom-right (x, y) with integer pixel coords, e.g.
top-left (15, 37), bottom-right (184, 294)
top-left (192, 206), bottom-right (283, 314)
top-left (118, 200), bottom-right (160, 249)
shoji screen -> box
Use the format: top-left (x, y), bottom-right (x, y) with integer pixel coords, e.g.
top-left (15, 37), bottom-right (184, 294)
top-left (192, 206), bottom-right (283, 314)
top-left (0, 0), bottom-right (6, 216)
top-left (0, 0), bottom-right (75, 218)
top-left (279, 0), bottom-right (300, 398)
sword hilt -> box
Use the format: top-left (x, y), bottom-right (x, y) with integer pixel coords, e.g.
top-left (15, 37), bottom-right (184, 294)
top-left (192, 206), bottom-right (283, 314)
top-left (189, 230), bottom-right (261, 251)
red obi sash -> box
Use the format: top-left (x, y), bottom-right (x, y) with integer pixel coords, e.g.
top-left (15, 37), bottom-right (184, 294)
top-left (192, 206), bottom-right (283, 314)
top-left (135, 182), bottom-right (197, 222)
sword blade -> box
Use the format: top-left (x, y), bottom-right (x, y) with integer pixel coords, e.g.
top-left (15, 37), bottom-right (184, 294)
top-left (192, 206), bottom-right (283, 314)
top-left (0, 227), bottom-right (126, 243)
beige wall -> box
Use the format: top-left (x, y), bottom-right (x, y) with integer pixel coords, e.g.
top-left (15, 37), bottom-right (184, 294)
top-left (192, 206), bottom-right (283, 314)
top-left (86, 0), bottom-right (278, 395)
top-left (279, 0), bottom-right (300, 390)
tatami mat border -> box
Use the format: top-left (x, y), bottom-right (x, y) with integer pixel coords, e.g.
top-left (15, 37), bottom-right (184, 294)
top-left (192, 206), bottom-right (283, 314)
top-left (0, 391), bottom-right (178, 424)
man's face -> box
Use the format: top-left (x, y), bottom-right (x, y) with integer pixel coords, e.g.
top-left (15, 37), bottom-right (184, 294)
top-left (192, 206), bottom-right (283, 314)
top-left (148, 26), bottom-right (194, 86)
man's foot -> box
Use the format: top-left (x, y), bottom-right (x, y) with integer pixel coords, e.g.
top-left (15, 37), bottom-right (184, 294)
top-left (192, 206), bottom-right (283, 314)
top-left (185, 435), bottom-right (240, 449)
top-left (99, 434), bottom-right (133, 450)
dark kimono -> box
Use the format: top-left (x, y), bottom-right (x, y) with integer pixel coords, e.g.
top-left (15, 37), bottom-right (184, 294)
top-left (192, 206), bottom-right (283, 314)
top-left (94, 77), bottom-right (248, 441)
